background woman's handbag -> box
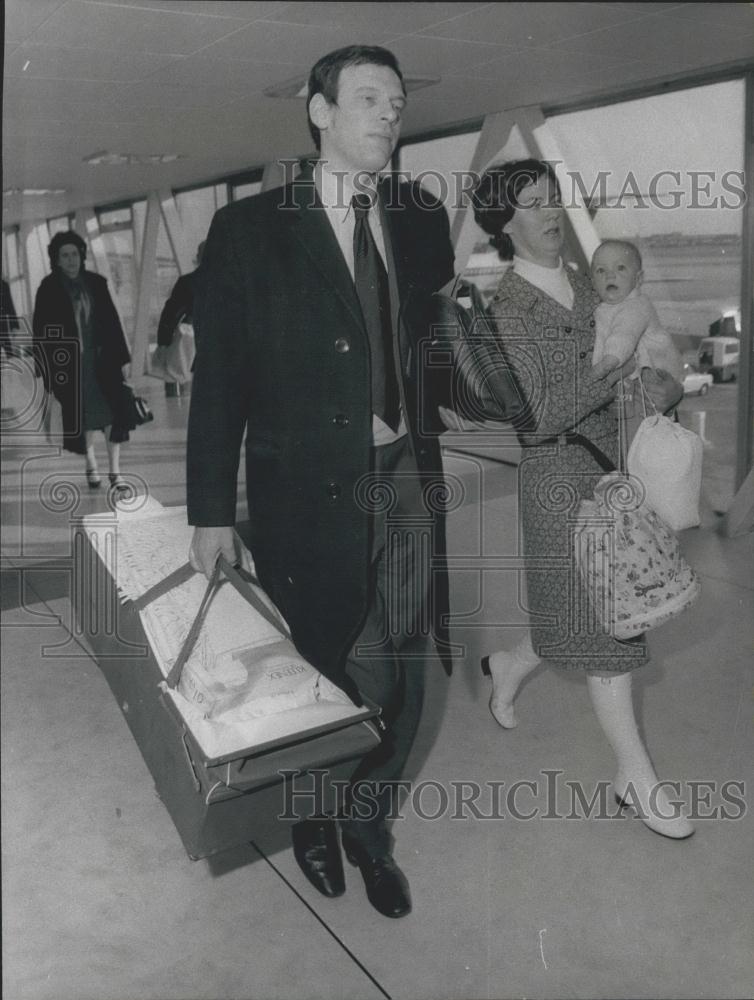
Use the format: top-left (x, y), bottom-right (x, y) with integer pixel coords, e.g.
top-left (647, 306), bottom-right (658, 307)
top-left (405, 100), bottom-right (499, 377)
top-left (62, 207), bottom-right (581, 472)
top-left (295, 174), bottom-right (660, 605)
top-left (573, 385), bottom-right (700, 639)
top-left (121, 382), bottom-right (154, 426)
top-left (626, 381), bottom-right (703, 531)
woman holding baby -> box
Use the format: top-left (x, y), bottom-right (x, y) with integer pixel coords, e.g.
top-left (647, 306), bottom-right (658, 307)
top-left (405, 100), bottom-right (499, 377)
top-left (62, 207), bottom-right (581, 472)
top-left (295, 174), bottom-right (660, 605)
top-left (471, 159), bottom-right (692, 840)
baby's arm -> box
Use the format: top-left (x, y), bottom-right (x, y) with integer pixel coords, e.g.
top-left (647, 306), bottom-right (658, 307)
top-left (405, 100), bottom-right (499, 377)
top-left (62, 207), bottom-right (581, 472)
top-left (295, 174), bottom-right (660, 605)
top-left (634, 301), bottom-right (684, 381)
top-left (598, 295), bottom-right (654, 369)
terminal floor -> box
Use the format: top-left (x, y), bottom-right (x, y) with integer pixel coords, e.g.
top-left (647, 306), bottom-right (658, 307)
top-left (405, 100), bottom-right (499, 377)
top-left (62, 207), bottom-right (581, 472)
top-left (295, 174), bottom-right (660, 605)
top-left (2, 383), bottom-right (753, 1000)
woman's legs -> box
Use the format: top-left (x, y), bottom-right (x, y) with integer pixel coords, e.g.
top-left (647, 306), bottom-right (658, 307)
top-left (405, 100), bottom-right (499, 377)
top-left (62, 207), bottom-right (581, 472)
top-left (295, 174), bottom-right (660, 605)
top-left (103, 430), bottom-right (129, 494)
top-left (104, 429), bottom-right (120, 477)
top-left (586, 669), bottom-right (694, 839)
top-left (484, 633), bottom-right (540, 729)
top-left (84, 430), bottom-right (101, 487)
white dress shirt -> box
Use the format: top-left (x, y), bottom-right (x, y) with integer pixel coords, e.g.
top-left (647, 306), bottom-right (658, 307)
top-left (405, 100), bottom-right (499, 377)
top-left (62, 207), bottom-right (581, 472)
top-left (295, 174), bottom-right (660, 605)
top-left (315, 162), bottom-right (406, 445)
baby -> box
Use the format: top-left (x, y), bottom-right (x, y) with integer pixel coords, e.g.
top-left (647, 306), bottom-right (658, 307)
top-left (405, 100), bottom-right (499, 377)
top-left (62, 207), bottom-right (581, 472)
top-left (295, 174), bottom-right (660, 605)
top-left (590, 240), bottom-right (683, 381)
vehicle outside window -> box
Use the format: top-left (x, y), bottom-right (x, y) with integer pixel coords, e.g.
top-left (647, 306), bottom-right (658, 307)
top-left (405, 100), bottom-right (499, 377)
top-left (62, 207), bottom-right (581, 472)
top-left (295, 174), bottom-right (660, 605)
top-left (682, 363), bottom-right (714, 396)
top-left (698, 337), bottom-right (740, 382)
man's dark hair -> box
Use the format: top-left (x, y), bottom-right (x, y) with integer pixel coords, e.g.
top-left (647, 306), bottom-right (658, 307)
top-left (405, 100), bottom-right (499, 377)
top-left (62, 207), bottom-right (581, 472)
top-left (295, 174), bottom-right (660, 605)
top-left (306, 45), bottom-right (405, 151)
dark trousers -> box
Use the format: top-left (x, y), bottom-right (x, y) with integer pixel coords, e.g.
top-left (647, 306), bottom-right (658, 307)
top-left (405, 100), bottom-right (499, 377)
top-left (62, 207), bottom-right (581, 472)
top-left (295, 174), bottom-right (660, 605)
top-left (336, 434), bottom-right (432, 857)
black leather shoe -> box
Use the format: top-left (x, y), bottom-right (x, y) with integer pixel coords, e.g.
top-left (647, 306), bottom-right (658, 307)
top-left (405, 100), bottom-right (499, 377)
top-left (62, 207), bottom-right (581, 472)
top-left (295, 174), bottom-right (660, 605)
top-left (291, 820), bottom-right (345, 898)
top-left (342, 835), bottom-right (412, 918)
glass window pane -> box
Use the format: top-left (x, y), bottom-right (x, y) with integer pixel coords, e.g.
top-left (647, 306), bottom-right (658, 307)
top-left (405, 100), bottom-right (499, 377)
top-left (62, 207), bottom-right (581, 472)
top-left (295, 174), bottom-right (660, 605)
top-left (540, 80), bottom-right (744, 511)
top-left (3, 230), bottom-right (28, 321)
top-left (175, 186), bottom-right (221, 261)
top-left (149, 215), bottom-right (180, 347)
top-left (99, 225), bottom-right (137, 339)
top-left (47, 215), bottom-right (73, 237)
top-left (232, 180), bottom-right (262, 201)
top-left (26, 222), bottom-right (50, 299)
top-left (398, 130), bottom-right (480, 232)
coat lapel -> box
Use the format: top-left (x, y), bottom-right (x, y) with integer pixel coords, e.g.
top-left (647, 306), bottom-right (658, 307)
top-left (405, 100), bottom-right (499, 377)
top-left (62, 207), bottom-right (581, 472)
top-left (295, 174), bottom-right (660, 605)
top-left (282, 175), bottom-right (366, 332)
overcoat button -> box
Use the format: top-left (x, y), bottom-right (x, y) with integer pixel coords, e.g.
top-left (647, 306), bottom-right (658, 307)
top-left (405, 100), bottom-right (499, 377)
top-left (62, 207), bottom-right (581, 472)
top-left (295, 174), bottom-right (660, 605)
top-left (333, 413), bottom-right (349, 427)
top-left (327, 482), bottom-right (341, 499)
top-left (579, 351), bottom-right (587, 359)
top-left (334, 338), bottom-right (350, 353)
top-left (590, 320), bottom-right (595, 328)
top-left (564, 326), bottom-right (572, 334)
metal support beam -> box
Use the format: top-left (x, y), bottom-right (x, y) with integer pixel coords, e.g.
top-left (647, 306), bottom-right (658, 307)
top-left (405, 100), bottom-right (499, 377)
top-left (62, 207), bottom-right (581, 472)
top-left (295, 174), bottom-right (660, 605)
top-left (734, 71), bottom-right (754, 493)
top-left (75, 208), bottom-right (117, 290)
top-left (159, 188), bottom-right (194, 275)
top-left (131, 192), bottom-right (161, 379)
top-left (450, 105), bottom-right (599, 276)
top-left (450, 109), bottom-right (530, 273)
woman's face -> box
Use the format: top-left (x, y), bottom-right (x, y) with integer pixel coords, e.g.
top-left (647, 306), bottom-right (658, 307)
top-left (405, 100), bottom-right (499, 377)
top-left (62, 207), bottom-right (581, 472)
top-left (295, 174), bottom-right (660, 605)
top-left (57, 244), bottom-right (82, 280)
top-left (503, 174), bottom-right (563, 267)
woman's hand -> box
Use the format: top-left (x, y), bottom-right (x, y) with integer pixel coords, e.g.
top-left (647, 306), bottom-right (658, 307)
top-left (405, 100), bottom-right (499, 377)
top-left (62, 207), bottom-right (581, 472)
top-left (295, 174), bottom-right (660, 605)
top-left (639, 367), bottom-right (683, 414)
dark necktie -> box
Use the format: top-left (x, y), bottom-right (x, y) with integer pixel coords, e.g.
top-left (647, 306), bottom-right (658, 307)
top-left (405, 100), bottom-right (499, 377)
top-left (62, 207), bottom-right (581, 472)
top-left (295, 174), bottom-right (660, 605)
top-left (352, 193), bottom-right (400, 432)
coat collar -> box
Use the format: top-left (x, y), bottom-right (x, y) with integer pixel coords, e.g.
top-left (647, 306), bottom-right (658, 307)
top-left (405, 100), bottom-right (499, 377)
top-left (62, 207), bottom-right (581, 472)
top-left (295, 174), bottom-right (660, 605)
top-left (282, 169), bottom-right (364, 330)
top-left (281, 168), bottom-right (410, 334)
top-left (495, 265), bottom-right (598, 323)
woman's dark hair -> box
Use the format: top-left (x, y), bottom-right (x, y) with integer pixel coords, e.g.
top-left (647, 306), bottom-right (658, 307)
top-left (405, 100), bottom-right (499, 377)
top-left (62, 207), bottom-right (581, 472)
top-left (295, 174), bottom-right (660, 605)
top-left (472, 159), bottom-right (560, 260)
top-left (48, 231), bottom-right (87, 270)
top-left (306, 45), bottom-right (405, 150)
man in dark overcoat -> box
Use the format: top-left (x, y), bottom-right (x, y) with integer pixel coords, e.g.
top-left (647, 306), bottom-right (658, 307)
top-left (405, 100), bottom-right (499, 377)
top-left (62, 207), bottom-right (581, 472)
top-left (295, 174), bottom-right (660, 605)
top-left (187, 45), bottom-right (455, 918)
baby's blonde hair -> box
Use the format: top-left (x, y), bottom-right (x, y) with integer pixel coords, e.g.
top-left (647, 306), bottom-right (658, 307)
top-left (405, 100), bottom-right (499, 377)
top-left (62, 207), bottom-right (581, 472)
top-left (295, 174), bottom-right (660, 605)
top-left (593, 239), bottom-right (642, 270)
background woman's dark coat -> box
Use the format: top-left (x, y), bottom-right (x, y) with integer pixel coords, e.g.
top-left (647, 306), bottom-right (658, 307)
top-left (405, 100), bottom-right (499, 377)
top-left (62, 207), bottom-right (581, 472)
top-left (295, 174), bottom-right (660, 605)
top-left (33, 270), bottom-right (131, 454)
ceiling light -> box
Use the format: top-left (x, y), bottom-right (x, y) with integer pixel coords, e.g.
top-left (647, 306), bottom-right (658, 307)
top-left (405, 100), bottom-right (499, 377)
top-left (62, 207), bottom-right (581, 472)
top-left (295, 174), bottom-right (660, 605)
top-left (83, 150), bottom-right (185, 166)
top-left (264, 75), bottom-right (440, 99)
top-left (3, 187), bottom-right (67, 196)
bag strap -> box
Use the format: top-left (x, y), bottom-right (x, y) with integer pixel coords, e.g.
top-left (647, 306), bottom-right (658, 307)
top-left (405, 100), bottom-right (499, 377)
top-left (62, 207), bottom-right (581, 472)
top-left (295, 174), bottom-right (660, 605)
top-left (562, 378), bottom-right (627, 475)
top-left (617, 377), bottom-right (628, 474)
top-left (131, 555), bottom-right (291, 690)
top-left (566, 433), bottom-right (616, 474)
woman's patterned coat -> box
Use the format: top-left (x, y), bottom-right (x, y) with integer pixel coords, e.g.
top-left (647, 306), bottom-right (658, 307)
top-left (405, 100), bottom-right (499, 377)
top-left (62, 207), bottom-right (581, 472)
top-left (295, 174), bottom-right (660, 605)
top-left (488, 267), bottom-right (648, 671)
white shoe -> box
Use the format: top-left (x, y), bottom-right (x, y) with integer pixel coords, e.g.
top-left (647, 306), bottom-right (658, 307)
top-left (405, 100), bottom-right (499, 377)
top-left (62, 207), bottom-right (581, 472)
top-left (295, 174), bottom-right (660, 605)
top-left (613, 778), bottom-right (695, 840)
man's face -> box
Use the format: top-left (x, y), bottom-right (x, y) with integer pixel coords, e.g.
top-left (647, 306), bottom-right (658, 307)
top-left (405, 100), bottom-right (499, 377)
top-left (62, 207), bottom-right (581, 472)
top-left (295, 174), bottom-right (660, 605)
top-left (312, 62), bottom-right (405, 176)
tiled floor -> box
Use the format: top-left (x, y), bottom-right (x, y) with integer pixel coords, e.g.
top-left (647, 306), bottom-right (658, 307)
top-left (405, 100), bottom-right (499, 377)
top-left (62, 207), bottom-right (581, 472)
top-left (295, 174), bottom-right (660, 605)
top-left (2, 381), bottom-right (753, 1000)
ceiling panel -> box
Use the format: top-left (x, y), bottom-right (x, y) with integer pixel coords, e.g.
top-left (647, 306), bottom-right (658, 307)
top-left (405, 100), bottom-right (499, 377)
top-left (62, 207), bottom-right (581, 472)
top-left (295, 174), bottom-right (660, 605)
top-left (465, 42), bottom-right (662, 81)
top-left (138, 53), bottom-right (305, 92)
top-left (113, 80), bottom-right (251, 112)
top-left (196, 18), bottom-right (395, 64)
top-left (3, 75), bottom-right (127, 109)
top-left (268, 2), bottom-right (493, 35)
top-left (4, 0), bottom-right (67, 44)
top-left (420, 1), bottom-right (665, 46)
top-left (662, 3), bottom-right (754, 28)
top-left (385, 35), bottom-right (516, 78)
top-left (2, 0), bottom-right (751, 226)
top-left (85, 0), bottom-right (295, 18)
top-left (30, 0), bottom-right (250, 56)
top-left (5, 43), bottom-right (181, 83)
top-left (550, 11), bottom-right (754, 65)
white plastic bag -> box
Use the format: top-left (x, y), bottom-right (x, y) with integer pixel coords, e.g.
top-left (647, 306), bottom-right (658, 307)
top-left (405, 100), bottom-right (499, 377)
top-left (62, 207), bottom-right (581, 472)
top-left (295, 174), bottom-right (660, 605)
top-left (151, 322), bottom-right (195, 383)
top-left (626, 414), bottom-right (703, 531)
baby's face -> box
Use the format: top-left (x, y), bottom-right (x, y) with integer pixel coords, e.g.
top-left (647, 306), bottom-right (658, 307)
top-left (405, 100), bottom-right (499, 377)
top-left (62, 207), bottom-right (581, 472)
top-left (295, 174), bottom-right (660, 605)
top-left (591, 244), bottom-right (642, 304)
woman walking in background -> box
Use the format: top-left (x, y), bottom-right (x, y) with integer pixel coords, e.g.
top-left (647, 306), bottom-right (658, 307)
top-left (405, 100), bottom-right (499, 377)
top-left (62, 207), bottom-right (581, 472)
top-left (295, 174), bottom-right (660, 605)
top-left (33, 231), bottom-right (132, 496)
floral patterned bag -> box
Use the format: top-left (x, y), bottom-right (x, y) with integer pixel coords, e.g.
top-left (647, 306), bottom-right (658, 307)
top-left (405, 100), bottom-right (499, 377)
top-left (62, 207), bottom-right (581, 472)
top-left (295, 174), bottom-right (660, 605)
top-left (573, 385), bottom-right (700, 638)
